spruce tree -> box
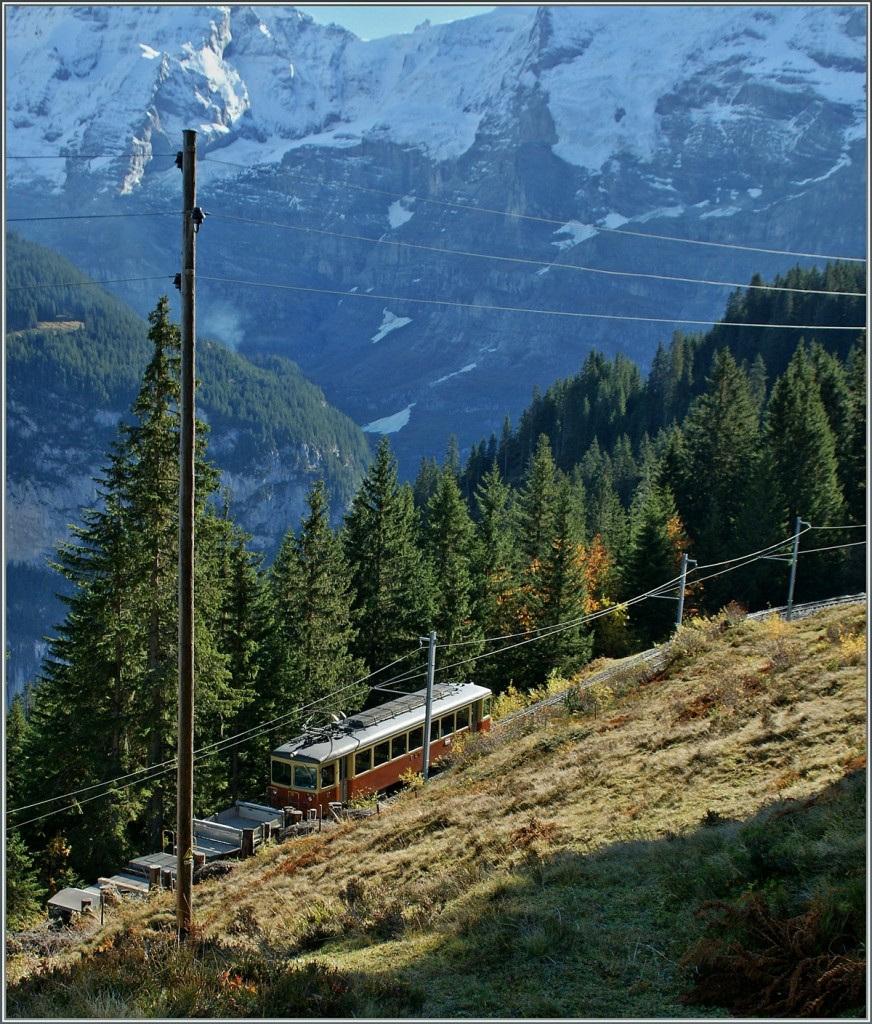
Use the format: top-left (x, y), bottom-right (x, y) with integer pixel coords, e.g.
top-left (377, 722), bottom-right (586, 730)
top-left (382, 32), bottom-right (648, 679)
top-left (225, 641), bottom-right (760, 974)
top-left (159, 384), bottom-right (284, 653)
top-left (470, 464), bottom-right (515, 692)
top-left (424, 466), bottom-right (484, 677)
top-left (25, 297), bottom-right (235, 875)
top-left (843, 336), bottom-right (866, 526)
top-left (343, 437), bottom-right (434, 675)
top-left (5, 832), bottom-right (46, 930)
top-left (513, 434), bottom-right (559, 566)
top-left (675, 348), bottom-right (761, 601)
top-left (624, 482), bottom-right (689, 646)
top-left (764, 344), bottom-right (845, 598)
top-left (5, 694), bottom-right (31, 813)
top-left (521, 477), bottom-right (593, 681)
top-left (270, 480), bottom-right (367, 726)
top-left (765, 344), bottom-right (843, 581)
top-left (207, 508), bottom-right (270, 805)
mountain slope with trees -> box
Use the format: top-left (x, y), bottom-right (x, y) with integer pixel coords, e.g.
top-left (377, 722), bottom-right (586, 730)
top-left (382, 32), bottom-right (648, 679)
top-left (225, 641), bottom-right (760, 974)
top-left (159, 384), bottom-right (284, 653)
top-left (5, 260), bottom-right (865, 910)
top-left (5, 233), bottom-right (373, 700)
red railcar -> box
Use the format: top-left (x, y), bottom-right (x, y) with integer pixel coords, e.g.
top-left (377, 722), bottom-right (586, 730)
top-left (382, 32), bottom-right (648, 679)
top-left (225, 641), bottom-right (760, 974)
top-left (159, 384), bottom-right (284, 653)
top-left (268, 682), bottom-right (492, 816)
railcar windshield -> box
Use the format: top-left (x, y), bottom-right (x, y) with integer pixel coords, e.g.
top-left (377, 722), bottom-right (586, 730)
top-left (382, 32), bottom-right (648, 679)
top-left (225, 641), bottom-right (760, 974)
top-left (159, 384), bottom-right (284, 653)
top-left (272, 759), bottom-right (292, 786)
top-left (293, 763), bottom-right (317, 790)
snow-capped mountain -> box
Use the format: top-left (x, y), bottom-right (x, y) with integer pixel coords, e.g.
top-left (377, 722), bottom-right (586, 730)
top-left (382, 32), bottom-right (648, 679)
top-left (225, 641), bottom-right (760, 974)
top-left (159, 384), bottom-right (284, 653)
top-left (6, 3), bottom-right (867, 474)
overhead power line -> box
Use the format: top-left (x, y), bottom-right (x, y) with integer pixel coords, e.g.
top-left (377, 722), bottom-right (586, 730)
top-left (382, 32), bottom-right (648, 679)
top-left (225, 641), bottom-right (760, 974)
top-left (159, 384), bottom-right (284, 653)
top-left (198, 273), bottom-right (865, 333)
top-left (201, 155), bottom-right (867, 264)
top-left (6, 152), bottom-right (178, 160)
top-left (6, 212), bottom-right (176, 223)
top-left (6, 275), bottom-right (174, 292)
top-left (208, 211), bottom-right (866, 299)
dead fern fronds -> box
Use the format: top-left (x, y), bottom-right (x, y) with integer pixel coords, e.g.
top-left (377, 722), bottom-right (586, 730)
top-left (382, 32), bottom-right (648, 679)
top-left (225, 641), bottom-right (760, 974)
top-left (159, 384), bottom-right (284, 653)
top-left (509, 816), bottom-right (560, 849)
top-left (681, 894), bottom-right (866, 1017)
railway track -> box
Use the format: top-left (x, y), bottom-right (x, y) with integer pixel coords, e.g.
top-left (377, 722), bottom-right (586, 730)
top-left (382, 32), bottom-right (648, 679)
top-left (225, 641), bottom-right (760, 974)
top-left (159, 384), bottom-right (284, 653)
top-left (496, 593), bottom-right (867, 728)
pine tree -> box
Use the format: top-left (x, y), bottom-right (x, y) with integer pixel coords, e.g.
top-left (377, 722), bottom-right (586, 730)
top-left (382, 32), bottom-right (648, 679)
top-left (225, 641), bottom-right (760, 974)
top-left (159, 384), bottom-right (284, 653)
top-left (207, 507), bottom-right (270, 805)
top-left (343, 437), bottom-right (434, 674)
top-left (521, 477), bottom-right (593, 681)
top-left (5, 694), bottom-right (31, 812)
top-left (764, 344), bottom-right (846, 599)
top-left (25, 297), bottom-right (234, 875)
top-left (424, 466), bottom-right (484, 676)
top-left (513, 434), bottom-right (559, 566)
top-left (412, 455), bottom-right (440, 514)
top-left (5, 832), bottom-right (46, 930)
top-left (843, 335), bottom-right (866, 526)
top-left (270, 479), bottom-right (368, 731)
top-left (470, 464), bottom-right (515, 692)
top-left (624, 482), bottom-right (689, 646)
top-left (675, 348), bottom-right (761, 601)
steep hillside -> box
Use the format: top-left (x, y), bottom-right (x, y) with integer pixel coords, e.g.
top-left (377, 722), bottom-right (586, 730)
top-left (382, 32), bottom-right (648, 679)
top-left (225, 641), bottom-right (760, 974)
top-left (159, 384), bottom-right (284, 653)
top-left (5, 233), bottom-right (372, 699)
top-left (6, 602), bottom-right (866, 1018)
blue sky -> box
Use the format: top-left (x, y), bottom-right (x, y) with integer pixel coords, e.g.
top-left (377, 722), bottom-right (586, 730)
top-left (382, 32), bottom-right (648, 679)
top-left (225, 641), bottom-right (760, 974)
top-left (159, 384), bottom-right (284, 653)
top-left (296, 5), bottom-right (496, 40)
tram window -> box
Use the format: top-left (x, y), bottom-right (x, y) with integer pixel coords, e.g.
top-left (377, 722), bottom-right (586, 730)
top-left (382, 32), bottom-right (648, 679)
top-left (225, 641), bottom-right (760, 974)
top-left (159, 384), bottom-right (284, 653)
top-left (293, 764), bottom-right (317, 790)
top-left (409, 727), bottom-right (424, 751)
top-left (354, 748), bottom-right (372, 776)
top-left (391, 733), bottom-right (407, 758)
top-left (456, 705), bottom-right (470, 730)
top-left (440, 713), bottom-right (455, 737)
top-left (320, 762), bottom-right (336, 789)
top-left (374, 741), bottom-right (390, 766)
top-left (272, 759), bottom-right (292, 786)
top-left (430, 718), bottom-right (439, 741)
top-left (482, 696), bottom-right (492, 717)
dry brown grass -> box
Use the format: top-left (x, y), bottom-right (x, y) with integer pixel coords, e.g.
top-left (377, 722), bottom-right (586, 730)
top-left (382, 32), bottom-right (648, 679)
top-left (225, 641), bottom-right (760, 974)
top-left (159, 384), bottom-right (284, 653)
top-left (6, 602), bottom-right (866, 1018)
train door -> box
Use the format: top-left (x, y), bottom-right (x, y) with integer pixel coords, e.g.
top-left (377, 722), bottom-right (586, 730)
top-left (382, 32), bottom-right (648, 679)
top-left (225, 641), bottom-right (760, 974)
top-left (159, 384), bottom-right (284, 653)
top-left (339, 756), bottom-right (348, 803)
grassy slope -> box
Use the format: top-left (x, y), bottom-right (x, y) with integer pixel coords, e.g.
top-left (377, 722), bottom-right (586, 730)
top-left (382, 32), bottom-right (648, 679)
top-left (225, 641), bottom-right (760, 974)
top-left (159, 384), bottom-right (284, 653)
top-left (6, 603), bottom-right (866, 1018)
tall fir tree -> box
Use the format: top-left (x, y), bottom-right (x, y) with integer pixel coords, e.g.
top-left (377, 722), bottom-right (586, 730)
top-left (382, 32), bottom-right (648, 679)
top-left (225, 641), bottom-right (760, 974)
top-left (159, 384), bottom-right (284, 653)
top-left (624, 482), bottom-right (690, 646)
top-left (270, 479), bottom-right (367, 727)
top-left (513, 434), bottom-right (559, 566)
top-left (424, 465), bottom-right (484, 677)
top-left (25, 297), bottom-right (236, 875)
top-left (520, 477), bottom-right (593, 682)
top-left (470, 463), bottom-right (516, 693)
top-left (208, 506), bottom-right (270, 805)
top-left (674, 348), bottom-right (761, 604)
top-left (764, 344), bottom-right (845, 599)
top-left (343, 437), bottom-right (434, 676)
top-left (843, 335), bottom-right (867, 527)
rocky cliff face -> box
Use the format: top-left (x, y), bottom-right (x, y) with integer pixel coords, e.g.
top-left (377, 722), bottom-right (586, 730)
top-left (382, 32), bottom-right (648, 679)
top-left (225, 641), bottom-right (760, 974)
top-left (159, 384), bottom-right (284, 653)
top-left (6, 4), bottom-right (865, 470)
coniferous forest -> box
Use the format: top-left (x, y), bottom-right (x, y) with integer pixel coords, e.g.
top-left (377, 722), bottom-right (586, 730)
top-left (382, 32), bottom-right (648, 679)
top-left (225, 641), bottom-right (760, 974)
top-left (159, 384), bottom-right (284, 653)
top-left (5, 258), bottom-right (866, 925)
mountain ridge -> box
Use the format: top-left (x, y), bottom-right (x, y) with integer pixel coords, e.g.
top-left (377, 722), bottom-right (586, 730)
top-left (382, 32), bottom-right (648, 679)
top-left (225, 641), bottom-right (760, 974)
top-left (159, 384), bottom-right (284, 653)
top-left (6, 4), bottom-right (866, 472)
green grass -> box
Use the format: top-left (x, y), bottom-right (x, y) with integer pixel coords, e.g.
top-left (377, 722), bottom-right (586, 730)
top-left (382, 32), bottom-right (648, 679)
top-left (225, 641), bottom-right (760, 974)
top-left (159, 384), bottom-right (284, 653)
top-left (5, 603), bottom-right (866, 1018)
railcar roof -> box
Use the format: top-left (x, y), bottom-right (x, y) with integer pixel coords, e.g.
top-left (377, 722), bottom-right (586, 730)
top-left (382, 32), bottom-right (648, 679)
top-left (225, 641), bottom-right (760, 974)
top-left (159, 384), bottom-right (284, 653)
top-left (272, 682), bottom-right (491, 764)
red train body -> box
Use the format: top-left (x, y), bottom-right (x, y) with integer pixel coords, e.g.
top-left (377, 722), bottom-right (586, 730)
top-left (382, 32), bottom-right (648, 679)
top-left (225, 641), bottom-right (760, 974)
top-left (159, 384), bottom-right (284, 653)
top-left (268, 682), bottom-right (492, 816)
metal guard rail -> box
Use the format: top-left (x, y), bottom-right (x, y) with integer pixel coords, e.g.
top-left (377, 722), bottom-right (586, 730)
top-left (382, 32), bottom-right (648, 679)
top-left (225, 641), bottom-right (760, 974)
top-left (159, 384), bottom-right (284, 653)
top-left (495, 594), bottom-right (866, 729)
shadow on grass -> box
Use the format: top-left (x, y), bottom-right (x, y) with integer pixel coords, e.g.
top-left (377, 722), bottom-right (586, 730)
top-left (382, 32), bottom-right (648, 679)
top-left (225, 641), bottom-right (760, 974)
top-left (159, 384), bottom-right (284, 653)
top-left (390, 767), bottom-right (866, 1018)
top-left (5, 770), bottom-right (865, 1019)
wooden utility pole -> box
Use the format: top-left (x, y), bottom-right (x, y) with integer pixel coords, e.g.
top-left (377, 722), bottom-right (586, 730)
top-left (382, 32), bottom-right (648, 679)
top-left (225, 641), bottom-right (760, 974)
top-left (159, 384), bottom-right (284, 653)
top-left (177, 128), bottom-right (197, 938)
